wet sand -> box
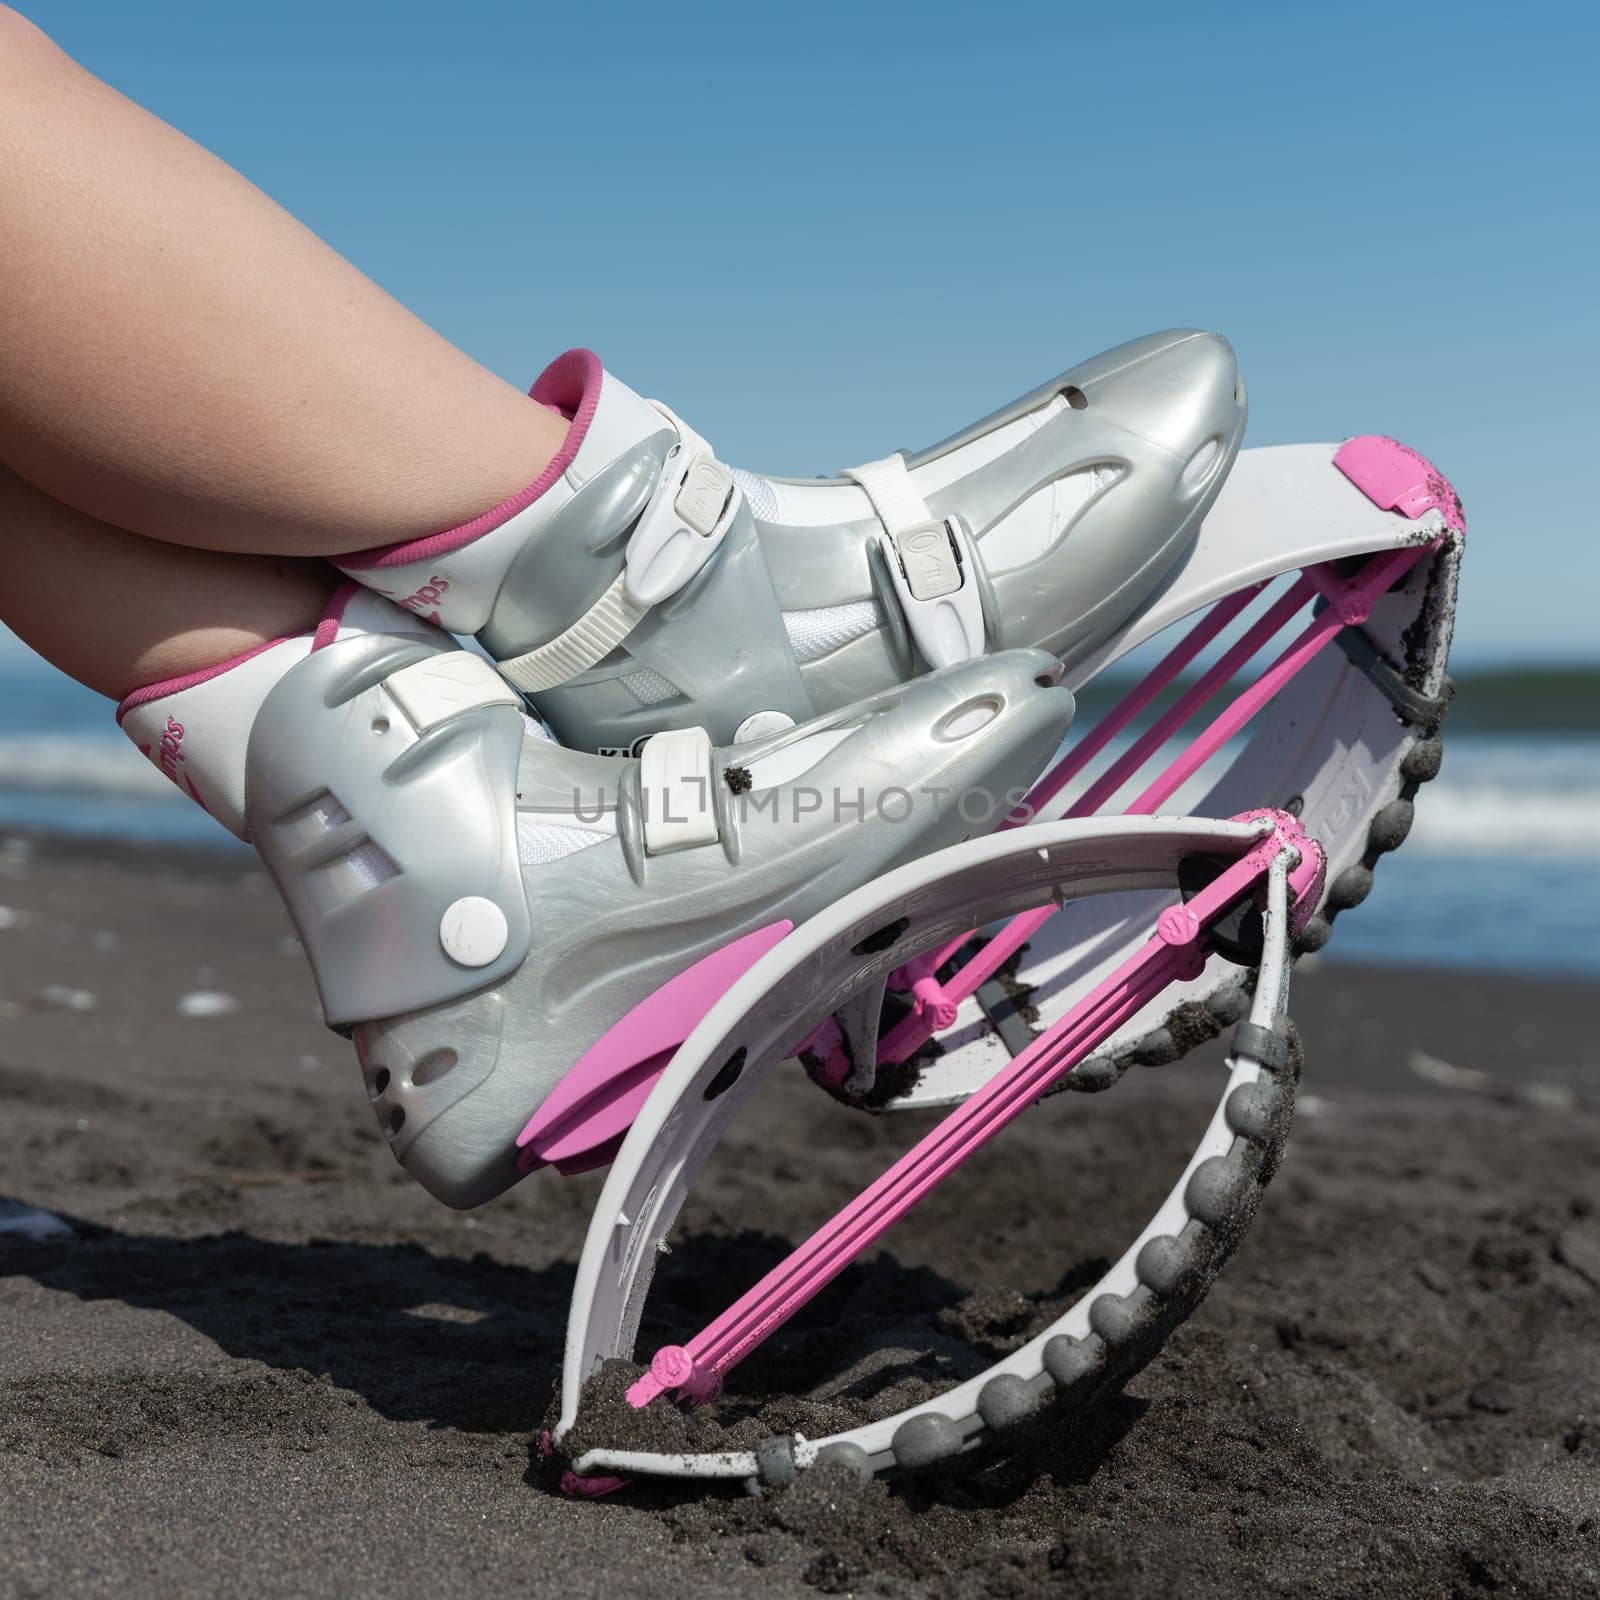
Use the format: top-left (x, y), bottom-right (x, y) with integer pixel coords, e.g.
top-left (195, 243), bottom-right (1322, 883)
top-left (2, 832), bottom-right (1597, 1599)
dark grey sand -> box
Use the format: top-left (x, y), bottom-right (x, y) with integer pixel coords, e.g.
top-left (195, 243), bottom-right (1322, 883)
top-left (2, 832), bottom-right (1597, 1599)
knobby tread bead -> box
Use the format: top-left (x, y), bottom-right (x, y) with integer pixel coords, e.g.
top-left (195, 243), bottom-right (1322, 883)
top-left (891, 1411), bottom-right (964, 1470)
top-left (1088, 1288), bottom-right (1151, 1346)
top-left (1225, 1079), bottom-right (1279, 1142)
top-left (1205, 984), bottom-right (1250, 1025)
top-left (1369, 798), bottom-right (1415, 854)
top-left (1186, 1150), bottom-right (1253, 1228)
top-left (815, 1441), bottom-right (874, 1481)
top-left (1133, 1028), bottom-right (1180, 1066)
top-left (977, 1373), bottom-right (1040, 1432)
top-left (1401, 735), bottom-right (1444, 783)
top-left (1068, 1056), bottom-right (1121, 1093)
top-left (1328, 864), bottom-right (1374, 911)
top-left (1136, 1233), bottom-right (1191, 1296)
top-left (1043, 1334), bottom-right (1103, 1390)
top-left (1231, 1022), bottom-right (1289, 1071)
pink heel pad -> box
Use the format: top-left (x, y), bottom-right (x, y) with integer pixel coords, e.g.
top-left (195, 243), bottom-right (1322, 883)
top-left (516, 920), bottom-right (793, 1175)
top-left (1334, 435), bottom-right (1464, 535)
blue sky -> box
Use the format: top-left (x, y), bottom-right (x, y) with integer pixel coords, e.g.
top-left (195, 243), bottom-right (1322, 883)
top-left (13, 0), bottom-right (1600, 661)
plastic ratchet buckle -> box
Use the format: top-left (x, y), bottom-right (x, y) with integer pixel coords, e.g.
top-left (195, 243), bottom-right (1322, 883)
top-left (624, 445), bottom-right (740, 607)
top-left (877, 514), bottom-right (986, 669)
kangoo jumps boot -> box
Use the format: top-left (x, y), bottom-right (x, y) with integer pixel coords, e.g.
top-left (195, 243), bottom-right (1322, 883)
top-left (334, 330), bottom-right (1244, 755)
top-left (119, 589), bottom-right (1074, 1208)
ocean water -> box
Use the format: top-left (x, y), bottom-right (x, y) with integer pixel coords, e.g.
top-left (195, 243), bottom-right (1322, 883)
top-left (1, 656), bottom-right (1597, 978)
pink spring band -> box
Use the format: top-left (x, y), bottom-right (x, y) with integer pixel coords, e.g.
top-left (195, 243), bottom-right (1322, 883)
top-left (336, 348), bottom-right (603, 571)
top-left (625, 813), bottom-right (1326, 1415)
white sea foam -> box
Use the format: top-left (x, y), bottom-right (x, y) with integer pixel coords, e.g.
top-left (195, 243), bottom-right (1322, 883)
top-left (0, 734), bottom-right (173, 799)
top-left (1407, 786), bottom-right (1600, 858)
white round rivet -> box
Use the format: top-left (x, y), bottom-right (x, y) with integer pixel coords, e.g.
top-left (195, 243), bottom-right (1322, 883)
top-left (733, 710), bottom-right (796, 744)
top-left (439, 896), bottom-right (508, 967)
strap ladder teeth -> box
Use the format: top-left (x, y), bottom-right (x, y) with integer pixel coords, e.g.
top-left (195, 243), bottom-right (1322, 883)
top-left (497, 436), bottom-right (741, 696)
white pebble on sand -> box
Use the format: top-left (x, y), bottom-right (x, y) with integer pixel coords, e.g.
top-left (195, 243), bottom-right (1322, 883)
top-left (177, 990), bottom-right (240, 1019)
top-left (38, 984), bottom-right (99, 1012)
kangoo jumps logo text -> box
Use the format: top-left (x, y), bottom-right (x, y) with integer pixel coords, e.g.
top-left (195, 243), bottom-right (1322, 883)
top-left (135, 714), bottom-right (211, 818)
top-left (399, 575), bottom-right (451, 615)
top-left (157, 715), bottom-right (187, 782)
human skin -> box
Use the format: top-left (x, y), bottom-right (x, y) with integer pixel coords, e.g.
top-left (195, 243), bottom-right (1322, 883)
top-left (0, 4), bottom-right (565, 691)
top-left (0, 463), bottom-right (337, 698)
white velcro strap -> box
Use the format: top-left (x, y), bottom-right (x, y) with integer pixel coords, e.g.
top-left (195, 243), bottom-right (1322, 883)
top-left (843, 454), bottom-right (935, 538)
top-left (385, 651), bottom-right (521, 732)
top-left (639, 726), bottom-right (720, 856)
top-left (497, 573), bottom-right (650, 695)
top-left (844, 456), bottom-right (986, 669)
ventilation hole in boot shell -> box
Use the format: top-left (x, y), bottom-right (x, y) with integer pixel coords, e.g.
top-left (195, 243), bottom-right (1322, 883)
top-left (387, 1106), bottom-right (406, 1135)
top-left (933, 696), bottom-right (1001, 742)
top-left (370, 1067), bottom-right (391, 1098)
top-left (1059, 384), bottom-right (1088, 410)
top-left (1180, 437), bottom-right (1222, 492)
top-left (410, 1050), bottom-right (458, 1087)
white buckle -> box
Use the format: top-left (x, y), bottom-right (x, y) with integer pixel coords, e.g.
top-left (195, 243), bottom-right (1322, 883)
top-left (624, 444), bottom-right (739, 608)
top-left (638, 726), bottom-right (720, 855)
top-left (877, 516), bottom-right (985, 669)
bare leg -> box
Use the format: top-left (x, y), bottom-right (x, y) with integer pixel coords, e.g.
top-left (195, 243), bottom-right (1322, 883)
top-left (0, 5), bottom-right (565, 557)
top-left (0, 465), bottom-right (334, 699)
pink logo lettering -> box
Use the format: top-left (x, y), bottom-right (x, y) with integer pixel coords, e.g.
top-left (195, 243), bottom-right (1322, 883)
top-left (400, 575), bottom-right (451, 615)
top-left (157, 716), bottom-right (186, 781)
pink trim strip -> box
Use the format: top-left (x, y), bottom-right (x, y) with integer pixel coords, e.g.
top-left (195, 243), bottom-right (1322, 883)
top-left (312, 579), bottom-right (362, 651)
top-left (336, 348), bottom-right (601, 570)
top-left (115, 634), bottom-right (298, 726)
top-left (516, 921), bottom-right (794, 1176)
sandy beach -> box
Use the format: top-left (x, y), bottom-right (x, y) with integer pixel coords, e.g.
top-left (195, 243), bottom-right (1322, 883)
top-left (2, 830), bottom-right (1597, 1599)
